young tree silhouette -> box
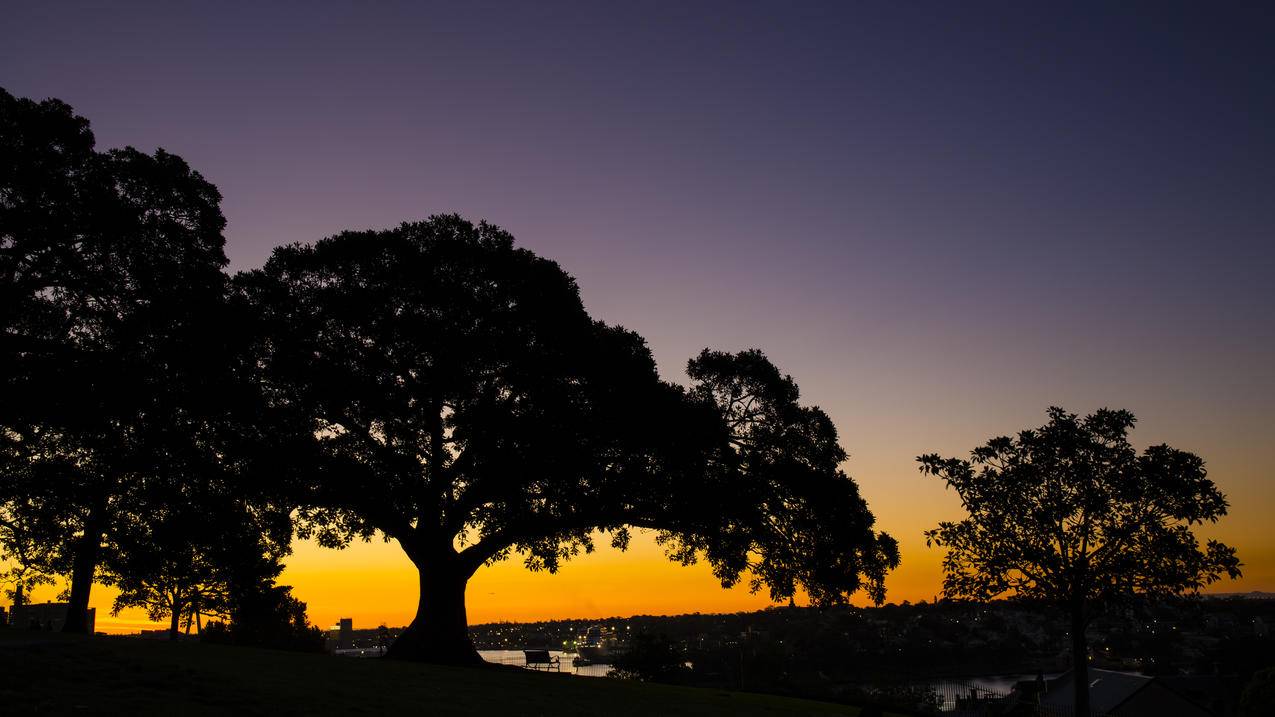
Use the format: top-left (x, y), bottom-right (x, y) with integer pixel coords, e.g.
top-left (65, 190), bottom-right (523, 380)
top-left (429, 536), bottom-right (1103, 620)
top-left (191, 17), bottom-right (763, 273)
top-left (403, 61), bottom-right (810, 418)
top-left (242, 216), bottom-right (897, 664)
top-left (0, 481), bottom-right (57, 609)
top-left (105, 487), bottom-right (291, 639)
top-left (108, 517), bottom-right (234, 639)
top-left (1, 88), bottom-right (230, 632)
top-left (919, 407), bottom-right (1241, 716)
top-left (202, 578), bottom-right (325, 653)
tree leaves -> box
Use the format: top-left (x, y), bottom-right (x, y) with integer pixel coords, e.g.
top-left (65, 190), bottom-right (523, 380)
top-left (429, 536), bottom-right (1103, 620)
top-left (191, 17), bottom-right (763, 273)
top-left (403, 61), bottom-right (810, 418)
top-left (244, 219), bottom-right (898, 610)
top-left (689, 349), bottom-right (899, 606)
top-left (1, 88), bottom-right (234, 626)
top-left (919, 406), bottom-right (1241, 609)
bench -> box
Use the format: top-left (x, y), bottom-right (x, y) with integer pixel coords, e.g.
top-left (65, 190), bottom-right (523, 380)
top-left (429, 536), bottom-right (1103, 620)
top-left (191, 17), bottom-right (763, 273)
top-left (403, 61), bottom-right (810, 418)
top-left (523, 649), bottom-right (561, 671)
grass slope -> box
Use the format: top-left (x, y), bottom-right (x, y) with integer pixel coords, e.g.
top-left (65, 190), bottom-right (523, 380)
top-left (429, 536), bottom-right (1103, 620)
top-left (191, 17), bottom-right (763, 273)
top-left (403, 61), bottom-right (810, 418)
top-left (0, 631), bottom-right (875, 716)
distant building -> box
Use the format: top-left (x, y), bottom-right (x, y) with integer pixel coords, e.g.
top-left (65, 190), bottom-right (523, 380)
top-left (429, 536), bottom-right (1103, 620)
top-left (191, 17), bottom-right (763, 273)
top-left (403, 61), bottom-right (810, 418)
top-left (8, 602), bottom-right (95, 633)
top-left (327, 617), bottom-right (354, 650)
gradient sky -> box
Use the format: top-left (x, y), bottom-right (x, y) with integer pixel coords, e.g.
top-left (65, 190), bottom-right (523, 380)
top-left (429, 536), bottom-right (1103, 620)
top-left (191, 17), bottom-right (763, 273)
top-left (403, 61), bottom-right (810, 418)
top-left (4, 1), bottom-right (1273, 633)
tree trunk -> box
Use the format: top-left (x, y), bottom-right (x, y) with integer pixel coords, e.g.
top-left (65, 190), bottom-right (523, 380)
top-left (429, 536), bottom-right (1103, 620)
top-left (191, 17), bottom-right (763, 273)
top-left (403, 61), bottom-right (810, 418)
top-left (61, 516), bottom-right (103, 634)
top-left (1070, 600), bottom-right (1090, 716)
top-left (169, 597), bottom-right (182, 640)
top-left (385, 553), bottom-right (482, 665)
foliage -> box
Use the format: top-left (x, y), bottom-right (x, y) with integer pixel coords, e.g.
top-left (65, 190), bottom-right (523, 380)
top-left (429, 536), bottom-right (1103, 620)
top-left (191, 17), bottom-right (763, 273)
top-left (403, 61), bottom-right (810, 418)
top-left (241, 217), bottom-right (705, 563)
top-left (608, 633), bottom-right (690, 683)
top-left (837, 683), bottom-right (942, 716)
top-left (201, 581), bottom-right (325, 653)
top-left (919, 406), bottom-right (1240, 714)
top-left (104, 490), bottom-right (291, 637)
top-left (919, 407), bottom-right (1240, 606)
top-left (0, 86), bottom-right (231, 631)
top-left (1239, 666), bottom-right (1275, 717)
top-left (241, 216), bottom-right (896, 662)
top-left (2, 88), bottom-right (894, 661)
top-left (683, 349), bottom-right (898, 606)
top-left (0, 477), bottom-right (57, 603)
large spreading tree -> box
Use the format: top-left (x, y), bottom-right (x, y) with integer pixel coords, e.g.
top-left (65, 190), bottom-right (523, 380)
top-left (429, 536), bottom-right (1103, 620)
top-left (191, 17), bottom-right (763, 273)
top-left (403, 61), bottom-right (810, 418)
top-left (1, 88), bottom-right (232, 631)
top-left (242, 215), bottom-right (897, 664)
top-left (919, 407), bottom-right (1241, 716)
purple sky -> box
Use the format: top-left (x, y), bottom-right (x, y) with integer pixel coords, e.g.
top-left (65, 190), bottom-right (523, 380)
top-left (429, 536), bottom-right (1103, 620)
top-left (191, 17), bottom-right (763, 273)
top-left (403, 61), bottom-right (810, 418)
top-left (5, 2), bottom-right (1273, 602)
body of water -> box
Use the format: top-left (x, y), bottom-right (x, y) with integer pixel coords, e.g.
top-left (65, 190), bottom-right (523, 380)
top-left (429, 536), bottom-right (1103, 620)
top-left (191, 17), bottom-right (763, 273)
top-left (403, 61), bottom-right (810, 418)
top-left (475, 653), bottom-right (1071, 714)
top-left (948, 672), bottom-right (1059, 694)
top-left (479, 650), bottom-right (612, 677)
top-left (476, 649), bottom-right (1060, 700)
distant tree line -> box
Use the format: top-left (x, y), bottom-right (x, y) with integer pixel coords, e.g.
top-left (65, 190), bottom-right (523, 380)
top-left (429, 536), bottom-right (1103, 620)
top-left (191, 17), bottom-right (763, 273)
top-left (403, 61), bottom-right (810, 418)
top-left (0, 84), bottom-right (1239, 706)
top-left (553, 596), bottom-right (1272, 714)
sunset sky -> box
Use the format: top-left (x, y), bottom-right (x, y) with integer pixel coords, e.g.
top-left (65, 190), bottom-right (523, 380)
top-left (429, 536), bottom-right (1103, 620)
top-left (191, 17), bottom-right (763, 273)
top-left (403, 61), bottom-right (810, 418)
top-left (3, 2), bottom-right (1272, 633)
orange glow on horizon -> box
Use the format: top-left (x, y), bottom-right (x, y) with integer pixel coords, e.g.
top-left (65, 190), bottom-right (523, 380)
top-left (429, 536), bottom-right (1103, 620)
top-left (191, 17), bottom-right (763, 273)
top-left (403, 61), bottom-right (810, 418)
top-left (29, 411), bottom-right (1274, 636)
top-left (79, 525), bottom-right (1273, 635)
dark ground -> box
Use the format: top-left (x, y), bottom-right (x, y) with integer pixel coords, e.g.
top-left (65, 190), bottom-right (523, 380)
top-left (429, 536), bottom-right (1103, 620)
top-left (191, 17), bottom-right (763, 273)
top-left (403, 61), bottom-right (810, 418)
top-left (0, 630), bottom-right (889, 716)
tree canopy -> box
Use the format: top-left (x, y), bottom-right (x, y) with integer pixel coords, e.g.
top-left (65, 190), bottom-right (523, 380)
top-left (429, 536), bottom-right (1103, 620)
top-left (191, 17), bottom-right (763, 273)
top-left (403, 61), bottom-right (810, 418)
top-left (1, 87), bottom-right (234, 631)
top-left (105, 484), bottom-right (292, 639)
top-left (919, 406), bottom-right (1240, 714)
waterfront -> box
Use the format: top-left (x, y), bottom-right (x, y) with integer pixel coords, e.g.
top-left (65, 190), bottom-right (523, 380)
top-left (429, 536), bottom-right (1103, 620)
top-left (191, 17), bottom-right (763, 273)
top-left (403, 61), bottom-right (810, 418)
top-left (948, 673), bottom-right (1058, 695)
top-left (478, 648), bottom-right (1059, 700)
top-left (479, 650), bottom-right (613, 677)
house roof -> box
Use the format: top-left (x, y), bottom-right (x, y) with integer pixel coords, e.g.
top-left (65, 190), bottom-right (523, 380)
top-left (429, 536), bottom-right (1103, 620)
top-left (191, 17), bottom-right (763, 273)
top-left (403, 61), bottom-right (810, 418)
top-left (1039, 668), bottom-right (1154, 713)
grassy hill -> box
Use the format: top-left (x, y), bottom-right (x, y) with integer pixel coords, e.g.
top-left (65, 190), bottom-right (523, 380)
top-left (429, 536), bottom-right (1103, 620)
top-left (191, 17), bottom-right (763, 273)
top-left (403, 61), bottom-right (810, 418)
top-left (0, 631), bottom-right (882, 716)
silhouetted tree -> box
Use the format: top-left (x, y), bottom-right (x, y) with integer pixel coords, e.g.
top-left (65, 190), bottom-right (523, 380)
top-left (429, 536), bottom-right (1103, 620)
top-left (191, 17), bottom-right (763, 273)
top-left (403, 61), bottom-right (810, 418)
top-left (241, 216), bottom-right (897, 664)
top-left (1240, 666), bottom-right (1275, 717)
top-left (105, 489), bottom-right (290, 639)
top-left (919, 407), bottom-right (1241, 716)
top-left (0, 88), bottom-right (230, 632)
top-left (608, 632), bottom-right (689, 683)
top-left (685, 350), bottom-right (899, 606)
top-left (0, 432), bottom-right (57, 606)
top-left (202, 570), bottom-right (324, 653)
top-left (108, 535), bottom-right (231, 639)
top-left (0, 493), bottom-right (56, 607)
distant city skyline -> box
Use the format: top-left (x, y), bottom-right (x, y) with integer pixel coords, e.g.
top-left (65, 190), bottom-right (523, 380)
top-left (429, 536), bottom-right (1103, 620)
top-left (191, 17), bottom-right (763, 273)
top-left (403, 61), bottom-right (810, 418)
top-left (3, 1), bottom-right (1272, 633)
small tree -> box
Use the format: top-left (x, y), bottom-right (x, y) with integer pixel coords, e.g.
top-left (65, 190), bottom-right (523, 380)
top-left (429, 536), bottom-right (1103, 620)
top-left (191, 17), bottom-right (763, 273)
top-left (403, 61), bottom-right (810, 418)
top-left (108, 545), bottom-right (230, 639)
top-left (919, 407), bottom-right (1241, 715)
top-left (202, 574), bottom-right (324, 653)
top-left (608, 632), bottom-right (689, 683)
top-left (0, 494), bottom-right (56, 608)
top-left (105, 492), bottom-right (288, 639)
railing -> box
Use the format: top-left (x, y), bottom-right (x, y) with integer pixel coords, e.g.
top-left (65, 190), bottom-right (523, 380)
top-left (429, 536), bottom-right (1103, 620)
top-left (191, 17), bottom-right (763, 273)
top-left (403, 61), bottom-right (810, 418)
top-left (331, 645), bottom-right (387, 658)
top-left (928, 677), bottom-right (1010, 713)
top-left (836, 675), bottom-right (1109, 717)
top-left (924, 678), bottom-right (1109, 717)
